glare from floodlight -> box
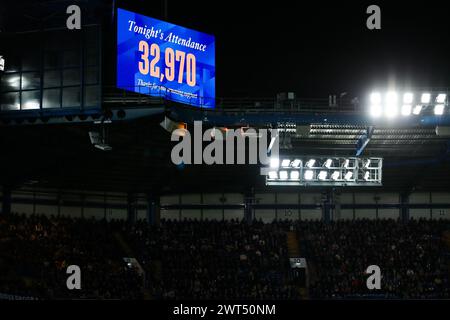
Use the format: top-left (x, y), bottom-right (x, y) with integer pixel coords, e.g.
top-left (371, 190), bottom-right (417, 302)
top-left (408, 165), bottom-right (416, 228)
top-left (281, 159), bottom-right (291, 167)
top-left (331, 171), bottom-right (340, 180)
top-left (318, 171), bottom-right (327, 180)
top-left (421, 93), bottom-right (431, 104)
top-left (436, 94), bottom-right (446, 104)
top-left (401, 104), bottom-right (412, 116)
top-left (290, 171), bottom-right (300, 180)
top-left (344, 171), bottom-right (353, 180)
top-left (324, 159), bottom-right (333, 168)
top-left (434, 104), bottom-right (445, 115)
top-left (364, 159), bottom-right (371, 168)
top-left (306, 159), bottom-right (316, 168)
top-left (270, 158), bottom-right (279, 168)
top-left (403, 93), bottom-right (413, 104)
top-left (370, 92), bottom-right (381, 104)
top-left (268, 171), bottom-right (278, 179)
top-left (370, 104), bottom-right (382, 117)
top-left (385, 92), bottom-right (398, 118)
top-left (364, 171), bottom-right (370, 181)
top-left (291, 159), bottom-right (301, 168)
top-left (279, 171), bottom-right (288, 180)
top-left (304, 170), bottom-right (314, 180)
top-left (413, 105), bottom-right (422, 115)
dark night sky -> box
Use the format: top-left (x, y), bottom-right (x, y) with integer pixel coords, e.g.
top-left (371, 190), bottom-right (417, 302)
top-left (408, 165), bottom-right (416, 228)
top-left (2, 0), bottom-right (450, 99)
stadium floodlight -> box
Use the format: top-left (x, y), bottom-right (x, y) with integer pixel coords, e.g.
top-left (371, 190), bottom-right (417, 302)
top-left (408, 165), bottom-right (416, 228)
top-left (403, 92), bottom-right (414, 104)
top-left (434, 104), bottom-right (445, 115)
top-left (364, 171), bottom-right (370, 180)
top-left (436, 93), bottom-right (447, 104)
top-left (279, 171), bottom-right (288, 180)
top-left (385, 92), bottom-right (398, 118)
top-left (421, 93), bottom-right (431, 104)
top-left (291, 159), bottom-right (301, 168)
top-left (290, 171), bottom-right (300, 180)
top-left (318, 170), bottom-right (327, 180)
top-left (281, 159), bottom-right (291, 167)
top-left (270, 158), bottom-right (280, 168)
top-left (342, 159), bottom-right (350, 168)
top-left (331, 171), bottom-right (340, 180)
top-left (344, 171), bottom-right (353, 180)
top-left (413, 105), bottom-right (422, 115)
top-left (370, 104), bottom-right (383, 117)
top-left (304, 170), bottom-right (314, 180)
top-left (324, 159), bottom-right (333, 168)
top-left (401, 104), bottom-right (412, 116)
top-left (370, 92), bottom-right (381, 104)
top-left (364, 159), bottom-right (371, 168)
top-left (268, 171), bottom-right (278, 179)
top-left (305, 159), bottom-right (316, 168)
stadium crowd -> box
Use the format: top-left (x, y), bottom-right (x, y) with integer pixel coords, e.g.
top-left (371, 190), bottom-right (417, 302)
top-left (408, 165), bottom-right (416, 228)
top-left (0, 212), bottom-right (449, 300)
top-left (297, 219), bottom-right (450, 299)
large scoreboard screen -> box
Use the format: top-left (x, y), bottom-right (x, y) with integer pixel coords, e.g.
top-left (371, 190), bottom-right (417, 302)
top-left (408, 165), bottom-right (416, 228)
top-left (116, 8), bottom-right (215, 108)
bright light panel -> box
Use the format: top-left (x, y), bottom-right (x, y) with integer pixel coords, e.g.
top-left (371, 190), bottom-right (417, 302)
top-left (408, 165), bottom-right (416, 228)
top-left (324, 159), bottom-right (333, 168)
top-left (279, 171), bottom-right (288, 180)
top-left (403, 93), bottom-right (413, 104)
top-left (306, 159), bottom-right (316, 168)
top-left (434, 104), bottom-right (445, 115)
top-left (413, 105), bottom-right (422, 115)
top-left (291, 159), bottom-right (301, 168)
top-left (290, 171), bottom-right (300, 180)
top-left (364, 159), bottom-right (371, 168)
top-left (281, 159), bottom-right (291, 167)
top-left (421, 93), bottom-right (431, 104)
top-left (304, 170), bottom-right (314, 180)
top-left (364, 171), bottom-right (370, 180)
top-left (370, 92), bottom-right (381, 104)
top-left (318, 171), bottom-right (327, 180)
top-left (268, 171), bottom-right (278, 179)
top-left (344, 171), bottom-right (353, 180)
top-left (401, 104), bottom-right (412, 116)
top-left (331, 171), bottom-right (340, 180)
top-left (270, 158), bottom-right (279, 168)
top-left (436, 93), bottom-right (446, 104)
top-left (385, 92), bottom-right (398, 118)
top-left (342, 159), bottom-right (350, 168)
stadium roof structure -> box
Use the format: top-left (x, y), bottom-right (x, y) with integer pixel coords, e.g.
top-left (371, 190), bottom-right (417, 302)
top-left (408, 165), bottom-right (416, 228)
top-left (1, 94), bottom-right (450, 194)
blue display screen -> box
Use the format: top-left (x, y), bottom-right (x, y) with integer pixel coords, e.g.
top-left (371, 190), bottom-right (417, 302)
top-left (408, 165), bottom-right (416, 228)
top-left (116, 8), bottom-right (215, 108)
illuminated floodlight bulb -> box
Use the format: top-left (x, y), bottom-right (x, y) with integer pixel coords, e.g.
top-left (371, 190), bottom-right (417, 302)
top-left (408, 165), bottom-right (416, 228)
top-left (342, 159), bottom-right (350, 168)
top-left (290, 171), bottom-right (300, 180)
top-left (434, 104), bottom-right (445, 115)
top-left (413, 105), bottom-right (422, 115)
top-left (370, 92), bottom-right (381, 104)
top-left (291, 159), bottom-right (301, 168)
top-left (279, 171), bottom-right (288, 180)
top-left (401, 105), bottom-right (412, 116)
top-left (305, 159), bottom-right (316, 168)
top-left (370, 104), bottom-right (382, 117)
top-left (364, 159), bottom-right (371, 168)
top-left (318, 171), bottom-right (327, 180)
top-left (324, 159), bottom-right (333, 168)
top-left (403, 93), bottom-right (414, 104)
top-left (281, 159), bottom-right (291, 167)
top-left (436, 93), bottom-right (447, 104)
top-left (268, 171), bottom-right (278, 179)
top-left (421, 93), bottom-right (431, 104)
top-left (344, 171), bottom-right (353, 181)
top-left (304, 170), bottom-right (314, 180)
top-left (364, 171), bottom-right (370, 181)
top-left (270, 158), bottom-right (279, 168)
top-left (385, 92), bottom-right (398, 118)
top-left (331, 171), bottom-right (340, 180)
